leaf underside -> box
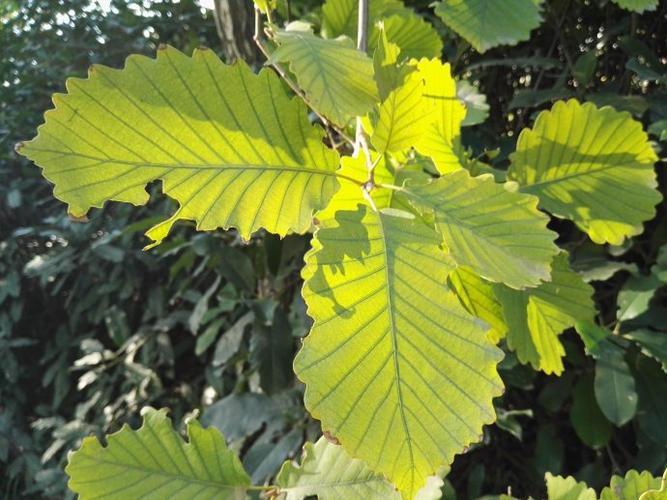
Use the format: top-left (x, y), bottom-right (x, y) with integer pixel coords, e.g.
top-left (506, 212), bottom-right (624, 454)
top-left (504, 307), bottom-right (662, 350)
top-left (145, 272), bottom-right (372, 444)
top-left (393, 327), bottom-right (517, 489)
top-left (601, 470), bottom-right (662, 500)
top-left (406, 169), bottom-right (559, 290)
top-left (434, 0), bottom-right (543, 53)
top-left (66, 408), bottom-right (250, 499)
top-left (497, 253), bottom-right (595, 375)
top-left (509, 99), bottom-right (660, 245)
top-left (18, 46), bottom-right (340, 246)
top-left (412, 59), bottom-right (467, 174)
top-left (296, 204), bottom-right (503, 499)
top-left (271, 29), bottom-right (379, 126)
top-left (321, 0), bottom-right (442, 60)
top-left (276, 437), bottom-right (401, 499)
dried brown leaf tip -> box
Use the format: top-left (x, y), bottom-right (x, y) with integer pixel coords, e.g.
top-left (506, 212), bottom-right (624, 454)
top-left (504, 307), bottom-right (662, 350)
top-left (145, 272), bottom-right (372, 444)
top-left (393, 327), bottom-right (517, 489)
top-left (323, 430), bottom-right (340, 445)
top-left (68, 213), bottom-right (89, 223)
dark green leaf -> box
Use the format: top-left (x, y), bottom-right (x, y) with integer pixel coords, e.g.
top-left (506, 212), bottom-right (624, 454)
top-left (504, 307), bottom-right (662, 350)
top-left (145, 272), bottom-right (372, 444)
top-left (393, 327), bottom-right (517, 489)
top-left (570, 375), bottom-right (612, 448)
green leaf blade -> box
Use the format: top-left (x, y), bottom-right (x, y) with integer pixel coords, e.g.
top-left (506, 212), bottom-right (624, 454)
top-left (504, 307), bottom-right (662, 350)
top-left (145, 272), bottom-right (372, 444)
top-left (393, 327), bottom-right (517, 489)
top-left (509, 99), bottom-right (660, 245)
top-left (19, 47), bottom-right (341, 246)
top-left (611, 0), bottom-right (659, 13)
top-left (594, 342), bottom-right (638, 426)
top-left (407, 170), bottom-right (559, 289)
top-left (276, 437), bottom-right (401, 499)
top-left (498, 254), bottom-right (595, 374)
top-left (296, 205), bottom-right (503, 498)
top-left (271, 29), bottom-right (379, 125)
top-left (372, 71), bottom-right (432, 154)
top-left (545, 473), bottom-right (597, 500)
top-left (434, 0), bottom-right (543, 53)
top-left (601, 470), bottom-right (663, 500)
top-left (66, 408), bottom-right (250, 499)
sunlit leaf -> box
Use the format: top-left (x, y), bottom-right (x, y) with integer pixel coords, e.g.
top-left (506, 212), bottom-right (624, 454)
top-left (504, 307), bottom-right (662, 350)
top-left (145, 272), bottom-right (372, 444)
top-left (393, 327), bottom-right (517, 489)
top-left (276, 437), bottom-right (400, 499)
top-left (412, 59), bottom-right (467, 174)
top-left (368, 14), bottom-right (443, 60)
top-left (322, 0), bottom-right (441, 60)
top-left (406, 170), bottom-right (558, 289)
top-left (449, 267), bottom-right (507, 343)
top-left (495, 254), bottom-right (595, 375)
top-left (18, 47), bottom-right (341, 247)
top-left (372, 71), bottom-right (433, 154)
top-left (601, 470), bottom-right (662, 500)
top-left (316, 153), bottom-right (393, 221)
top-left (296, 205), bottom-right (503, 499)
top-left (66, 407), bottom-right (250, 499)
top-left (509, 99), bottom-right (661, 245)
top-left (321, 0), bottom-right (409, 39)
top-left (640, 470), bottom-right (667, 500)
top-left (271, 28), bottom-right (379, 126)
top-left (276, 437), bottom-right (446, 499)
top-left (434, 0), bottom-right (543, 53)
top-left (372, 26), bottom-right (408, 100)
top-left (612, 0), bottom-right (659, 13)
top-left (545, 473), bottom-right (596, 500)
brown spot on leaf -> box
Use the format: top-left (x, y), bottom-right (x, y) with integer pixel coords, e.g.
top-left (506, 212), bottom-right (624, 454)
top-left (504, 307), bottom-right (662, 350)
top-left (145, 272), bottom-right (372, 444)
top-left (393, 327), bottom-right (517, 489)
top-left (323, 430), bottom-right (340, 445)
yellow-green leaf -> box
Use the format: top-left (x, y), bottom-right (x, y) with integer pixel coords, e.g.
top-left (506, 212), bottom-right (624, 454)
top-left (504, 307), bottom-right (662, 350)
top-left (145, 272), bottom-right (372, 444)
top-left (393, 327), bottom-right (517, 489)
top-left (406, 170), bottom-right (559, 289)
top-left (296, 205), bottom-right (503, 499)
top-left (509, 99), bottom-right (661, 245)
top-left (449, 267), bottom-right (508, 343)
top-left (640, 470), bottom-right (667, 500)
top-left (271, 28), bottom-right (379, 126)
top-left (322, 0), bottom-right (441, 60)
top-left (66, 408), bottom-right (250, 499)
top-left (372, 71), bottom-right (433, 154)
top-left (368, 14), bottom-right (443, 61)
top-left (18, 47), bottom-right (341, 247)
top-left (321, 0), bottom-right (409, 39)
top-left (434, 0), bottom-right (543, 53)
top-left (412, 59), bottom-right (467, 174)
top-left (276, 437), bottom-right (401, 499)
top-left (601, 470), bottom-right (663, 500)
top-left (545, 473), bottom-right (596, 500)
top-left (372, 26), bottom-right (408, 100)
top-left (495, 253), bottom-right (595, 375)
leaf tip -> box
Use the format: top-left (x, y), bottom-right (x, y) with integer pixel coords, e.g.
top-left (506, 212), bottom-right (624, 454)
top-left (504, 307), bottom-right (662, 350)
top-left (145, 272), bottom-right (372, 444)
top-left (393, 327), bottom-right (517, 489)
top-left (68, 212), bottom-right (90, 223)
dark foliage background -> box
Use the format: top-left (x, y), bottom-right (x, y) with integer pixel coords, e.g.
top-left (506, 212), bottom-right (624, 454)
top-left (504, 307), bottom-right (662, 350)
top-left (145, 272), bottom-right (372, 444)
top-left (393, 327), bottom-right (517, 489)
top-left (1, 0), bottom-right (665, 498)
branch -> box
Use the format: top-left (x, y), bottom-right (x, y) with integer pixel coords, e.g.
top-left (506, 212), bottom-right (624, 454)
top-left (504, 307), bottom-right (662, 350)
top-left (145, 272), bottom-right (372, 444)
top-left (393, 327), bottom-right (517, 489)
top-left (356, 0), bottom-right (369, 52)
top-left (353, 0), bottom-right (378, 196)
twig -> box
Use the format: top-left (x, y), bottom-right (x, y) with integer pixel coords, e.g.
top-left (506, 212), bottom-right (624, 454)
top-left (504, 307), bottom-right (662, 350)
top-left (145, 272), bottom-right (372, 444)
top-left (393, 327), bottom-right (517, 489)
top-left (356, 0), bottom-right (369, 52)
top-left (353, 0), bottom-right (368, 156)
top-left (354, 0), bottom-right (379, 198)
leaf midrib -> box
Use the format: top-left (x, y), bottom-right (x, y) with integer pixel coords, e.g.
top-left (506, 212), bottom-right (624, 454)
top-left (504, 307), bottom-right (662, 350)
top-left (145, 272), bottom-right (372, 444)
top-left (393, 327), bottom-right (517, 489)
top-left (72, 454), bottom-right (247, 491)
top-left (516, 162), bottom-right (647, 191)
top-left (24, 148), bottom-right (364, 186)
top-left (377, 213), bottom-right (416, 490)
top-left (283, 476), bottom-right (392, 494)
